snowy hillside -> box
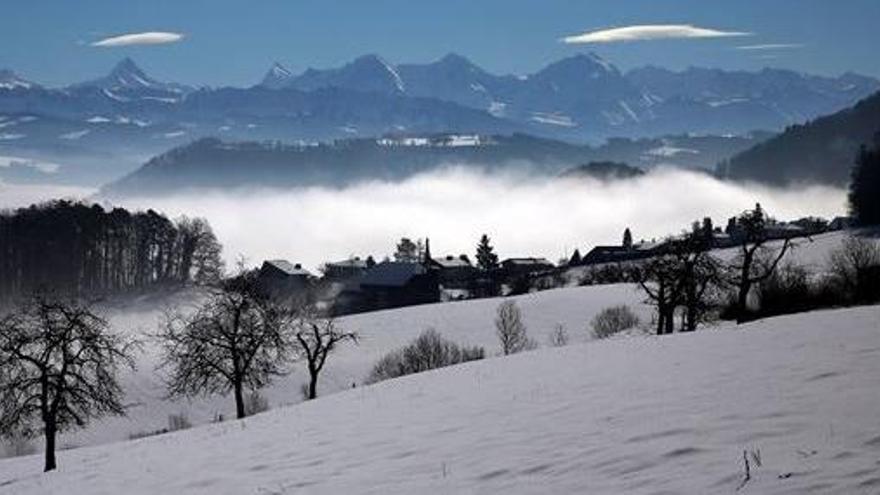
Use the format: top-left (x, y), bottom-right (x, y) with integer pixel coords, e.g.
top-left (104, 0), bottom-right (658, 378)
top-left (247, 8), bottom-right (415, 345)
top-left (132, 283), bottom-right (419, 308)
top-left (1, 304), bottom-right (878, 494)
top-left (4, 284), bottom-right (650, 449)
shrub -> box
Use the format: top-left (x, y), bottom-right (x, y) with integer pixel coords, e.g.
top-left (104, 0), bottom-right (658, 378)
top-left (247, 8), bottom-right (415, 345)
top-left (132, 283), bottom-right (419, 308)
top-left (756, 263), bottom-right (815, 317)
top-left (495, 300), bottom-right (537, 355)
top-left (829, 236), bottom-right (880, 304)
top-left (548, 324), bottom-right (569, 347)
top-left (244, 391), bottom-right (270, 417)
top-left (366, 329), bottom-right (484, 384)
top-left (1, 434), bottom-right (35, 458)
top-left (591, 305), bottom-right (640, 339)
top-left (167, 412), bottom-right (192, 432)
top-left (129, 413), bottom-right (193, 440)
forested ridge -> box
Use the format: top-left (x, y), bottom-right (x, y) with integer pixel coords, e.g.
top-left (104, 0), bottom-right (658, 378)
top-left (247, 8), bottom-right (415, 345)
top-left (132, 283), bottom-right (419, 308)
top-left (0, 200), bottom-right (223, 301)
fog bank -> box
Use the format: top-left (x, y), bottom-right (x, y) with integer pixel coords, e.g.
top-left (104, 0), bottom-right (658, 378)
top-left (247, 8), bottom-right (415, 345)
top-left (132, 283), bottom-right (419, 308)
top-left (105, 167), bottom-right (846, 271)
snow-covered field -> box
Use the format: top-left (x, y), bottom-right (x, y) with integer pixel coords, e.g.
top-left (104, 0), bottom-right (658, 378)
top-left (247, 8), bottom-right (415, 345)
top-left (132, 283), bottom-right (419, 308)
top-left (1, 303), bottom-right (878, 494)
top-left (4, 284), bottom-right (651, 449)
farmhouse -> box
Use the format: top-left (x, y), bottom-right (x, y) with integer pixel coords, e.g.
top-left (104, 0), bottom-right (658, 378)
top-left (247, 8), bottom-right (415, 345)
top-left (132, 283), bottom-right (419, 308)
top-left (257, 259), bottom-right (314, 298)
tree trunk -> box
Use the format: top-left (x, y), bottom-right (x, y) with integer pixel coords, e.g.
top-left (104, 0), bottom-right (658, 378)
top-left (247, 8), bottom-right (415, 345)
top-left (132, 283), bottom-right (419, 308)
top-left (308, 371), bottom-right (318, 400)
top-left (44, 421), bottom-right (57, 472)
top-left (736, 281), bottom-right (751, 324)
top-left (664, 308), bottom-right (675, 335)
top-left (233, 379), bottom-right (245, 419)
top-left (656, 310), bottom-right (665, 335)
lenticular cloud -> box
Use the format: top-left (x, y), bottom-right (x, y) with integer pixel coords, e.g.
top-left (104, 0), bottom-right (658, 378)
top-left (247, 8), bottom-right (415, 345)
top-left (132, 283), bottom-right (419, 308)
top-left (563, 24), bottom-right (751, 44)
top-left (92, 32), bottom-right (184, 47)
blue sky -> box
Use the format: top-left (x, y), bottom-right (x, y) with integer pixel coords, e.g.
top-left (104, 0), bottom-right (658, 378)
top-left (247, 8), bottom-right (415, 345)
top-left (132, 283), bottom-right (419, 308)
top-left (2, 0), bottom-right (879, 87)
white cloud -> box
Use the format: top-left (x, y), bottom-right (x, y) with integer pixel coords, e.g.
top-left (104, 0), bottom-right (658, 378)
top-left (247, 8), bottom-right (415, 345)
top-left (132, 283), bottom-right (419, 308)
top-left (562, 24), bottom-right (751, 44)
top-left (105, 167), bottom-right (845, 271)
top-left (735, 43), bottom-right (804, 51)
top-left (91, 32), bottom-right (184, 48)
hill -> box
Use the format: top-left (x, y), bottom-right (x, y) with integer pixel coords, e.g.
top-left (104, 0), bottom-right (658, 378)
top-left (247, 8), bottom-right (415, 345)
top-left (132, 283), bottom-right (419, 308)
top-left (100, 132), bottom-right (766, 196)
top-left (558, 161), bottom-right (645, 181)
top-left (1, 301), bottom-right (878, 493)
top-left (722, 91), bottom-right (880, 185)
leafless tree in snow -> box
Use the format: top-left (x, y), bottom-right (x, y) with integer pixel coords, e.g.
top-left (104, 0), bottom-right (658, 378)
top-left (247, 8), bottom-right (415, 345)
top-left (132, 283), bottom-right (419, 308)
top-left (0, 293), bottom-right (137, 471)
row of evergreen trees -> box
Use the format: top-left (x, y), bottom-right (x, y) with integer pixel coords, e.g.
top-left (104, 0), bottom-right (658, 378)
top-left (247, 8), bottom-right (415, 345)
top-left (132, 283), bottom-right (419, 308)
top-left (0, 200), bottom-right (223, 301)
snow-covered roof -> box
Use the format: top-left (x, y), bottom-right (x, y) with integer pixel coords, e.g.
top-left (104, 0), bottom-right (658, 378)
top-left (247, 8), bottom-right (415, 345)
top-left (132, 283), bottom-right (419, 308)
top-left (502, 257), bottom-right (554, 266)
top-left (327, 258), bottom-right (368, 269)
top-left (263, 259), bottom-right (312, 277)
top-left (432, 256), bottom-right (472, 268)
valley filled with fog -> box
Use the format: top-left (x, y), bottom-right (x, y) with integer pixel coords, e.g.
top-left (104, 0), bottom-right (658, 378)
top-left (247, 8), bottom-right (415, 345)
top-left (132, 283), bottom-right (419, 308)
top-left (0, 167), bottom-right (840, 271)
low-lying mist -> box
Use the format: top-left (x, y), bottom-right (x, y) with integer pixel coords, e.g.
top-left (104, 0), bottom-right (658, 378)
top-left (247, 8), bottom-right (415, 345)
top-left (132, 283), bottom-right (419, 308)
top-left (104, 167), bottom-right (846, 271)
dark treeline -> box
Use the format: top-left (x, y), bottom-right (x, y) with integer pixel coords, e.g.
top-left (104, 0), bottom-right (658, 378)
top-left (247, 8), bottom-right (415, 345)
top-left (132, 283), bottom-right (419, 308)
top-left (0, 200), bottom-right (223, 301)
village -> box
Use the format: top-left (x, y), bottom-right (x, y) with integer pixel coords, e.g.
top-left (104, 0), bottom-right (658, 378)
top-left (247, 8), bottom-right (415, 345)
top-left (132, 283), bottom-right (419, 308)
top-left (254, 209), bottom-right (851, 316)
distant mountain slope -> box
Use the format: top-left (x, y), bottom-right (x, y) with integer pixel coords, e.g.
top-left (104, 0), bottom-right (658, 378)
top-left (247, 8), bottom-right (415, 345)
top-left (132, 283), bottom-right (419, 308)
top-left (559, 161), bottom-right (645, 181)
top-left (722, 90), bottom-right (880, 185)
top-left (100, 132), bottom-right (768, 196)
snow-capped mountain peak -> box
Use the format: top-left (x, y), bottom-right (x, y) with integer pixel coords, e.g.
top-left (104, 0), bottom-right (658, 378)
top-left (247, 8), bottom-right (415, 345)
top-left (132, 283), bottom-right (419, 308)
top-left (289, 53), bottom-right (407, 95)
top-left (106, 57), bottom-right (158, 89)
top-left (0, 69), bottom-right (37, 90)
top-left (72, 58), bottom-right (192, 99)
top-left (351, 54), bottom-right (406, 93)
top-left (260, 62), bottom-right (294, 89)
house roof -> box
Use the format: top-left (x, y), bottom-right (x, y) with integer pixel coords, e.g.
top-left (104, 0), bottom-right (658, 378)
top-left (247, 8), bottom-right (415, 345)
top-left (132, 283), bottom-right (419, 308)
top-left (432, 256), bottom-right (472, 268)
top-left (263, 259), bottom-right (313, 277)
top-left (502, 257), bottom-right (554, 265)
top-left (327, 258), bottom-right (368, 269)
top-left (360, 261), bottom-right (427, 288)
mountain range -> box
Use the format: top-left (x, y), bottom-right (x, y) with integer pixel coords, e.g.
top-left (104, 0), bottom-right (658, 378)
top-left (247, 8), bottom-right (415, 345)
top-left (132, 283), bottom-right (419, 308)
top-left (1, 54), bottom-right (877, 185)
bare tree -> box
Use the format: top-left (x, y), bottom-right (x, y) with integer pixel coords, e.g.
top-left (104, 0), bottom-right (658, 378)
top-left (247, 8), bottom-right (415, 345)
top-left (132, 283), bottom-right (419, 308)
top-left (292, 309), bottom-right (357, 400)
top-left (634, 252), bottom-right (682, 335)
top-left (156, 271), bottom-right (295, 419)
top-left (728, 204), bottom-right (794, 323)
top-left (495, 300), bottom-right (535, 355)
top-left (0, 293), bottom-right (137, 471)
top-left (829, 235), bottom-right (880, 304)
top-left (671, 232), bottom-right (723, 332)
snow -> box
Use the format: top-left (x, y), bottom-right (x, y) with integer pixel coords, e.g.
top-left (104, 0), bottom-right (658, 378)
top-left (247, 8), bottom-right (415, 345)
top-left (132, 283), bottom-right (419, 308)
top-left (140, 96), bottom-right (180, 104)
top-left (0, 285), bottom-right (647, 450)
top-left (101, 89), bottom-right (130, 102)
top-left (618, 100), bottom-right (640, 122)
top-left (445, 134), bottom-right (483, 147)
top-left (488, 101), bottom-right (507, 117)
top-left (707, 97), bottom-right (751, 108)
top-left (376, 56), bottom-right (406, 93)
top-left (270, 63), bottom-right (292, 78)
top-left (645, 145), bottom-right (700, 158)
top-left (0, 156), bottom-right (60, 174)
top-left (2, 300), bottom-right (879, 494)
top-left (529, 112), bottom-right (577, 127)
top-left (59, 129), bottom-right (90, 140)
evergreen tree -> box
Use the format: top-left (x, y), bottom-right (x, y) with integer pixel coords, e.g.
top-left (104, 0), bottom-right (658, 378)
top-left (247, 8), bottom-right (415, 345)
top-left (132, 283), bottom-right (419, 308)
top-left (569, 249), bottom-right (582, 266)
top-left (622, 228), bottom-right (633, 249)
top-left (393, 237), bottom-right (420, 263)
top-left (849, 135), bottom-right (880, 226)
top-left (475, 234), bottom-right (499, 271)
